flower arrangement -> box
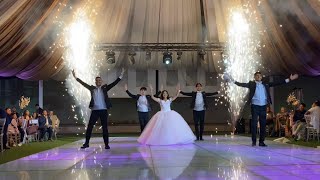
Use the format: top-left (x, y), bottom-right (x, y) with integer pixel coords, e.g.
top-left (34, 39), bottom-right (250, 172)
top-left (286, 92), bottom-right (300, 107)
top-left (19, 96), bottom-right (31, 109)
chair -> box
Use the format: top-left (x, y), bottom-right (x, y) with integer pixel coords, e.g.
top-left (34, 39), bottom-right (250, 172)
top-left (277, 117), bottom-right (290, 137)
top-left (306, 126), bottom-right (320, 142)
top-left (27, 119), bottom-right (39, 142)
top-left (0, 118), bottom-right (6, 152)
top-left (7, 119), bottom-right (20, 146)
top-left (21, 119), bottom-right (29, 144)
top-left (32, 119), bottom-right (39, 141)
top-left (265, 125), bottom-right (269, 136)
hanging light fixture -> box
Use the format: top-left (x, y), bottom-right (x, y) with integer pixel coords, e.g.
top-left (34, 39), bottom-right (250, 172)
top-left (163, 51), bottom-right (172, 65)
top-left (177, 51), bottom-right (182, 60)
top-left (146, 51), bottom-right (151, 61)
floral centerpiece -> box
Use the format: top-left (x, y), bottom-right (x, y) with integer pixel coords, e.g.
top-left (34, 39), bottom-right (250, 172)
top-left (19, 96), bottom-right (31, 110)
top-left (286, 92), bottom-right (300, 111)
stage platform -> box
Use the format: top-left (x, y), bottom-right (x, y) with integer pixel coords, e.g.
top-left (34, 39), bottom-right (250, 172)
top-left (0, 136), bottom-right (319, 180)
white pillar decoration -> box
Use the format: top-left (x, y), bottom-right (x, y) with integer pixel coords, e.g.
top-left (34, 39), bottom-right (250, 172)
top-left (39, 80), bottom-right (43, 108)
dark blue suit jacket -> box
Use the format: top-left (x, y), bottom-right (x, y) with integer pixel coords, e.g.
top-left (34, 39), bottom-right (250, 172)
top-left (38, 116), bottom-right (52, 128)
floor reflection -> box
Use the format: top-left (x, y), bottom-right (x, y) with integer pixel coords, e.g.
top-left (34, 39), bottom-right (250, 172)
top-left (0, 136), bottom-right (320, 180)
top-left (139, 145), bottom-right (196, 179)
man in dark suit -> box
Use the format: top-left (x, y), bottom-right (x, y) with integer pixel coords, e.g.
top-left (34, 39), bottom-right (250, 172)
top-left (35, 104), bottom-right (43, 117)
top-left (231, 72), bottom-right (299, 146)
top-left (38, 110), bottom-right (53, 141)
top-left (180, 83), bottom-right (219, 141)
top-left (124, 84), bottom-right (161, 132)
top-left (72, 68), bottom-right (125, 149)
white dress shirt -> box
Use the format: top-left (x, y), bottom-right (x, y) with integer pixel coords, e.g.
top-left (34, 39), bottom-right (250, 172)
top-left (92, 87), bottom-right (107, 110)
top-left (194, 91), bottom-right (205, 111)
top-left (45, 116), bottom-right (50, 127)
top-left (137, 95), bottom-right (149, 112)
top-left (92, 74), bottom-right (123, 110)
top-left (252, 81), bottom-right (268, 106)
top-left (252, 79), bottom-right (290, 106)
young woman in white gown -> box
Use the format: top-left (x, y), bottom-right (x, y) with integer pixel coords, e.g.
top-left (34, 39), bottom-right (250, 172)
top-left (138, 85), bottom-right (196, 145)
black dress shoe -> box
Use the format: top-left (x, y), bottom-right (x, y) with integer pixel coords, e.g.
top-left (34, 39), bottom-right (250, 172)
top-left (105, 145), bottom-right (110, 149)
top-left (259, 142), bottom-right (267, 147)
top-left (80, 144), bottom-right (89, 149)
top-left (252, 143), bottom-right (256, 146)
top-left (200, 138), bottom-right (204, 141)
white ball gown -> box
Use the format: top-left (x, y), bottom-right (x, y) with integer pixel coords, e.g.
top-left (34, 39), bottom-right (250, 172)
top-left (138, 98), bottom-right (196, 145)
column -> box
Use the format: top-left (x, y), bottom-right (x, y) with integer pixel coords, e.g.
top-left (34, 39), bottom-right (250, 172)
top-left (39, 80), bottom-right (43, 108)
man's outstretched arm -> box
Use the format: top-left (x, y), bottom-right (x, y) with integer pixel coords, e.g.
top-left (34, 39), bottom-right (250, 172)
top-left (269, 74), bottom-right (299, 87)
top-left (125, 84), bottom-right (138, 99)
top-left (206, 91), bottom-right (219, 96)
top-left (72, 70), bottom-right (91, 90)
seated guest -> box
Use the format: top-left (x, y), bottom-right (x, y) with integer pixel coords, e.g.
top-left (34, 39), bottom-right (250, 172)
top-left (292, 103), bottom-right (307, 140)
top-left (31, 112), bottom-right (38, 123)
top-left (25, 111), bottom-right (39, 141)
top-left (7, 113), bottom-right (20, 147)
top-left (20, 110), bottom-right (32, 142)
top-left (305, 101), bottom-right (320, 133)
top-left (266, 106), bottom-right (275, 136)
top-left (16, 113), bottom-right (26, 146)
top-left (38, 110), bottom-right (53, 141)
top-left (22, 110), bottom-right (32, 126)
top-left (275, 107), bottom-right (289, 137)
top-left (49, 111), bottom-right (60, 133)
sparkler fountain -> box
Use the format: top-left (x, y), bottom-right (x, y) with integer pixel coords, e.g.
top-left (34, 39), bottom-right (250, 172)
top-left (64, 7), bottom-right (101, 127)
top-left (221, 8), bottom-right (262, 133)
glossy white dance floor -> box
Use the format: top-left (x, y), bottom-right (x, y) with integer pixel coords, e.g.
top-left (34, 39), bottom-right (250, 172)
top-left (0, 136), bottom-right (320, 180)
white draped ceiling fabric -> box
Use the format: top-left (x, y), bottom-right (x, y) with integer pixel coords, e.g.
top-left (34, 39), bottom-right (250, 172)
top-left (0, 0), bottom-right (319, 80)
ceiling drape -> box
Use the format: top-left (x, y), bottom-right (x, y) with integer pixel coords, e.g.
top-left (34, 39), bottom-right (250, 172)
top-left (0, 0), bottom-right (319, 80)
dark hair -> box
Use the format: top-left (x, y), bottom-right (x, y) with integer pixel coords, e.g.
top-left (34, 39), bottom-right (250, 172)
top-left (11, 112), bottom-right (17, 118)
top-left (140, 87), bottom-right (147, 91)
top-left (42, 109), bottom-right (47, 114)
top-left (160, 90), bottom-right (170, 100)
top-left (95, 76), bottom-right (102, 80)
top-left (314, 101), bottom-right (320, 107)
top-left (300, 103), bottom-right (306, 107)
top-left (195, 83), bottom-right (202, 87)
top-left (254, 71), bottom-right (262, 76)
top-left (35, 104), bottom-right (39, 107)
top-left (23, 110), bottom-right (30, 117)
